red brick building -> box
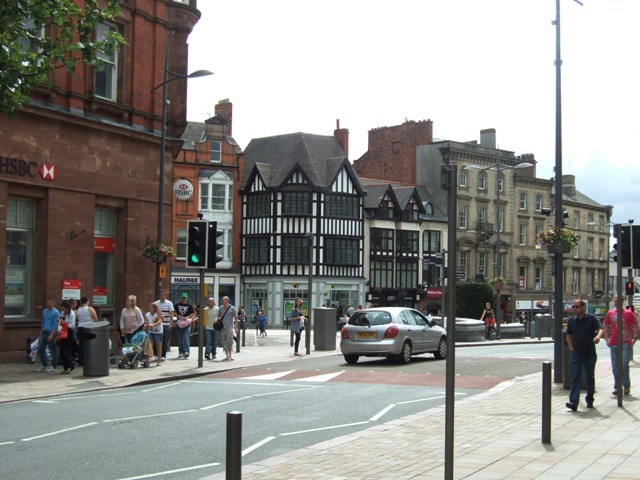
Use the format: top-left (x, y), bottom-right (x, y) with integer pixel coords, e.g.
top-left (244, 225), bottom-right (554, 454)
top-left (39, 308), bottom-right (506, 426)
top-left (171, 99), bottom-right (244, 305)
top-left (0, 0), bottom-right (203, 358)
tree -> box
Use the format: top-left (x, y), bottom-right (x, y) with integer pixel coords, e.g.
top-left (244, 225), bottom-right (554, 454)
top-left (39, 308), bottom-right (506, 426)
top-left (0, 0), bottom-right (124, 116)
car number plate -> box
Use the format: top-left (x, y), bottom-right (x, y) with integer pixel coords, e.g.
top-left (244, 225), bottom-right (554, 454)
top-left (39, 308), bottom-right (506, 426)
top-left (356, 332), bottom-right (376, 339)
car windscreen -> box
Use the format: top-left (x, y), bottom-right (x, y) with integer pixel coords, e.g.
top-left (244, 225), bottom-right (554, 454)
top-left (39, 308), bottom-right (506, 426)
top-left (348, 311), bottom-right (392, 326)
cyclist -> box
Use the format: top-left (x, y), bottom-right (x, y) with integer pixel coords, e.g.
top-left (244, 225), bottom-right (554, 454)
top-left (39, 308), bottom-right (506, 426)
top-left (480, 302), bottom-right (497, 339)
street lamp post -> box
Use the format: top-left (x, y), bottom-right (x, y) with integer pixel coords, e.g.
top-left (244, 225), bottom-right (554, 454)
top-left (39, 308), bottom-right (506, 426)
top-left (150, 45), bottom-right (212, 299)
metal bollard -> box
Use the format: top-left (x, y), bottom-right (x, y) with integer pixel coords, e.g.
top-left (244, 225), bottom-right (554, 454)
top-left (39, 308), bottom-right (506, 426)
top-left (226, 411), bottom-right (242, 480)
top-left (542, 361), bottom-right (551, 444)
top-left (241, 322), bottom-right (246, 347)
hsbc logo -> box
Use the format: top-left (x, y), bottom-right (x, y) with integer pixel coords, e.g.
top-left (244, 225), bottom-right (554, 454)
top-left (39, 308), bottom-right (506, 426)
top-left (0, 155), bottom-right (56, 181)
top-left (39, 162), bottom-right (56, 180)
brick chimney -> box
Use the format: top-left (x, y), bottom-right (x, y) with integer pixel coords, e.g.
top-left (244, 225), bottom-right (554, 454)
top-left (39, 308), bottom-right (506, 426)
top-left (334, 119), bottom-right (349, 157)
top-left (214, 99), bottom-right (233, 136)
top-left (480, 128), bottom-right (496, 149)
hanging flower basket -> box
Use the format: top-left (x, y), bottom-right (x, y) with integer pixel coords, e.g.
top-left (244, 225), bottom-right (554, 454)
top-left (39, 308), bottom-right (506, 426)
top-left (536, 225), bottom-right (579, 253)
top-left (142, 242), bottom-right (176, 263)
top-left (489, 276), bottom-right (506, 289)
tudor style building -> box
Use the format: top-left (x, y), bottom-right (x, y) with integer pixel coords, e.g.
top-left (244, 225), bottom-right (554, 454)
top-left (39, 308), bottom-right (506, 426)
top-left (0, 0), bottom-right (203, 358)
top-left (241, 127), bottom-right (366, 325)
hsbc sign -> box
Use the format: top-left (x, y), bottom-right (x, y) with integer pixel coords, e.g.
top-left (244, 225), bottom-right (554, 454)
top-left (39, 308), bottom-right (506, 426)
top-left (173, 179), bottom-right (194, 201)
top-left (0, 156), bottom-right (56, 181)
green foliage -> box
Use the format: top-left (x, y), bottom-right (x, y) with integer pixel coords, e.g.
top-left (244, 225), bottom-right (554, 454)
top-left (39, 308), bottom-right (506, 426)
top-left (0, 0), bottom-right (124, 116)
top-left (456, 281), bottom-right (495, 319)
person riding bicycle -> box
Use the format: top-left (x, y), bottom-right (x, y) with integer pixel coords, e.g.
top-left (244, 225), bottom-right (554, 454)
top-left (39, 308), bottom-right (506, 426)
top-left (480, 302), bottom-right (496, 338)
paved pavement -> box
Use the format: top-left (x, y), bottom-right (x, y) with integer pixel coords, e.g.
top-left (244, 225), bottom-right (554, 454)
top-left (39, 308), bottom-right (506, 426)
top-left (4, 330), bottom-right (639, 479)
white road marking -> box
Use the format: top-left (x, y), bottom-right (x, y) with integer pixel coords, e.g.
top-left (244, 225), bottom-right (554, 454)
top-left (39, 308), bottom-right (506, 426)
top-left (141, 382), bottom-right (181, 392)
top-left (21, 422), bottom-right (98, 442)
top-left (370, 404), bottom-right (396, 421)
top-left (280, 421), bottom-right (369, 436)
top-left (0, 441), bottom-right (15, 446)
top-left (293, 371), bottom-right (345, 382)
top-left (116, 462), bottom-right (220, 480)
top-left (200, 396), bottom-right (252, 411)
top-left (253, 386), bottom-right (319, 397)
top-left (103, 410), bottom-right (198, 422)
top-left (242, 370), bottom-right (296, 380)
top-left (242, 436), bottom-right (276, 456)
top-left (32, 400), bottom-right (58, 404)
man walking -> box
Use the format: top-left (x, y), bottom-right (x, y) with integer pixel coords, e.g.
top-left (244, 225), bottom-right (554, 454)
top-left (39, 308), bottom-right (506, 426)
top-left (203, 297), bottom-right (220, 360)
top-left (154, 290), bottom-right (175, 361)
top-left (218, 296), bottom-right (238, 361)
top-left (37, 297), bottom-right (60, 372)
top-left (603, 296), bottom-right (639, 395)
top-left (565, 299), bottom-right (603, 411)
top-left (175, 293), bottom-right (195, 359)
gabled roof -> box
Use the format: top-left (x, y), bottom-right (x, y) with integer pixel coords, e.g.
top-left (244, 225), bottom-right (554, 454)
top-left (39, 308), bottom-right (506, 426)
top-left (243, 132), bottom-right (361, 193)
top-left (181, 121), bottom-right (206, 150)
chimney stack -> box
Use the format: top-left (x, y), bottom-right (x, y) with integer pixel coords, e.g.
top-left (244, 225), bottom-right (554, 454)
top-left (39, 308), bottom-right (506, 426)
top-left (334, 119), bottom-right (349, 157)
top-left (214, 99), bottom-right (233, 136)
top-left (480, 128), bottom-right (496, 149)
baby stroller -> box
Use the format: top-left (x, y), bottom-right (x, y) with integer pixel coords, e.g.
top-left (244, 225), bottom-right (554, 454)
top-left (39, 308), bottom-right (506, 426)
top-left (118, 330), bottom-right (151, 369)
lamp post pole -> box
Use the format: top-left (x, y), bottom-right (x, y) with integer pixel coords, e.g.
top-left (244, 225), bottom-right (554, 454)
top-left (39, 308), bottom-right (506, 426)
top-left (496, 158), bottom-right (502, 339)
top-left (151, 45), bottom-right (212, 300)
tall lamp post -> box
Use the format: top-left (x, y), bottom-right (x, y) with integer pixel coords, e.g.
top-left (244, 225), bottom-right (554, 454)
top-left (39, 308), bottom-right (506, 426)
top-left (553, 0), bottom-right (583, 383)
top-left (150, 45), bottom-right (212, 299)
top-left (469, 160), bottom-right (533, 338)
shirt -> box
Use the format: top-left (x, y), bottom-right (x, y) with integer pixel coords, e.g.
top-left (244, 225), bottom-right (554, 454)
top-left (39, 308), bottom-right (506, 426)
top-left (566, 313), bottom-right (602, 356)
top-left (155, 299), bottom-right (175, 326)
top-left (218, 304), bottom-right (238, 329)
top-left (42, 307), bottom-right (60, 332)
top-left (604, 308), bottom-right (638, 346)
top-left (204, 306), bottom-right (220, 330)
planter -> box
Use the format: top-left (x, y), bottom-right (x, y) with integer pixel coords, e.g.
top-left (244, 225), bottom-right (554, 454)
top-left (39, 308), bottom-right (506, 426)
top-left (546, 243), bottom-right (571, 254)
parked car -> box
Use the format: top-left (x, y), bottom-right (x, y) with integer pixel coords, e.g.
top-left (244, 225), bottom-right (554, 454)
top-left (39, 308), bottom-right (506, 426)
top-left (340, 307), bottom-right (447, 364)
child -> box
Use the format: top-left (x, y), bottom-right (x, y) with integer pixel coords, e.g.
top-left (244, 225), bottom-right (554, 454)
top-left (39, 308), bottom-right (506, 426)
top-left (257, 309), bottom-right (268, 337)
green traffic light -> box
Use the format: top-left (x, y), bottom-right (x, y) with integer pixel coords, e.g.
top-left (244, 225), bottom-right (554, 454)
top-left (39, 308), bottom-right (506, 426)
top-left (191, 254), bottom-right (200, 263)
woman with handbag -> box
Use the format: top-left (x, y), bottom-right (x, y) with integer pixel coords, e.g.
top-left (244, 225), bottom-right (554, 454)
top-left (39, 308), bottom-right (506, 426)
top-left (58, 300), bottom-right (76, 374)
top-left (290, 298), bottom-right (305, 356)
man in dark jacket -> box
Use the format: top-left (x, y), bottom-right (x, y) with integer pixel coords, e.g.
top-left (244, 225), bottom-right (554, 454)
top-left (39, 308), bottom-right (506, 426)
top-left (565, 299), bottom-right (603, 411)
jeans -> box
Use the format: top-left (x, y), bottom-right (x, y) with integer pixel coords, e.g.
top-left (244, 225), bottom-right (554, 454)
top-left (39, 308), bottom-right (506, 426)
top-left (205, 329), bottom-right (219, 357)
top-left (38, 331), bottom-right (57, 368)
top-left (293, 331), bottom-right (301, 353)
top-left (177, 326), bottom-right (191, 355)
top-left (610, 343), bottom-right (632, 390)
top-left (569, 350), bottom-right (597, 406)
top-left (161, 325), bottom-right (171, 358)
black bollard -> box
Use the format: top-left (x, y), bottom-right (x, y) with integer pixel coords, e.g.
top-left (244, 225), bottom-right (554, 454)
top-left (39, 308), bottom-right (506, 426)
top-left (226, 411), bottom-right (242, 480)
top-left (542, 361), bottom-right (551, 444)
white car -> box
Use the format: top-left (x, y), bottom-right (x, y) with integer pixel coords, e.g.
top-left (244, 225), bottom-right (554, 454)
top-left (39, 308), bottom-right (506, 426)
top-left (340, 307), bottom-right (447, 364)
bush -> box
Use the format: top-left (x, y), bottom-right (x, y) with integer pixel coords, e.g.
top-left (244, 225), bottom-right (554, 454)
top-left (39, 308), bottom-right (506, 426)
top-left (456, 281), bottom-right (494, 319)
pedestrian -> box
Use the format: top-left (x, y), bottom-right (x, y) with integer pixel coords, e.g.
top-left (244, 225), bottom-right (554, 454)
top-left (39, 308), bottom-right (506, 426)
top-left (58, 300), bottom-right (77, 374)
top-left (290, 298), bottom-right (306, 356)
top-left (480, 302), bottom-right (496, 339)
top-left (119, 295), bottom-right (145, 343)
top-left (154, 290), bottom-right (175, 361)
top-left (145, 302), bottom-right (164, 367)
top-left (346, 304), bottom-right (356, 318)
top-left (175, 293), bottom-right (195, 359)
top-left (75, 296), bottom-right (98, 367)
top-left (603, 296), bottom-right (639, 395)
top-left (257, 309), bottom-right (268, 336)
top-left (37, 297), bottom-right (60, 373)
top-left (519, 311), bottom-right (529, 336)
top-left (218, 296), bottom-right (238, 361)
top-left (204, 298), bottom-right (220, 360)
top-left (565, 299), bottom-right (603, 411)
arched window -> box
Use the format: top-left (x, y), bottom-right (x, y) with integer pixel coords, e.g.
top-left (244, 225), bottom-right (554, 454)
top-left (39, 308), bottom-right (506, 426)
top-left (459, 168), bottom-right (467, 187)
top-left (478, 171), bottom-right (486, 190)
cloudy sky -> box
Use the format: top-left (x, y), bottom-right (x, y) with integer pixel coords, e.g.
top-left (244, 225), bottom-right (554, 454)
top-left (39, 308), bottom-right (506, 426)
top-left (187, 0), bottom-right (639, 226)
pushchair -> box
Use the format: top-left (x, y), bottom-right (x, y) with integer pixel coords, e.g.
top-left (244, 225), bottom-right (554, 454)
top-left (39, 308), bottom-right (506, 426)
top-left (118, 330), bottom-right (151, 369)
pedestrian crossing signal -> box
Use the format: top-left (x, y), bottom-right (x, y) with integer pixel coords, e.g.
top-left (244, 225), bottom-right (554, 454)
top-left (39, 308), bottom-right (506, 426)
top-left (186, 220), bottom-right (208, 268)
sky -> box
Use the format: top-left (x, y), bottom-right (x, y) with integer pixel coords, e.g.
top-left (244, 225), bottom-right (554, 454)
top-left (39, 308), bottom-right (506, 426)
top-left (186, 0), bottom-right (639, 227)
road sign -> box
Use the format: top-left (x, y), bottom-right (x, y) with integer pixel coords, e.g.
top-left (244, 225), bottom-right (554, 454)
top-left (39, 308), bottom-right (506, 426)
top-left (455, 267), bottom-right (465, 280)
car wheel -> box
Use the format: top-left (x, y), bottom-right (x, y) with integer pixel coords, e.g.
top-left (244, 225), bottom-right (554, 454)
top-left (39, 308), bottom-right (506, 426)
top-left (434, 338), bottom-right (447, 359)
top-left (398, 341), bottom-right (412, 364)
top-left (344, 354), bottom-right (359, 365)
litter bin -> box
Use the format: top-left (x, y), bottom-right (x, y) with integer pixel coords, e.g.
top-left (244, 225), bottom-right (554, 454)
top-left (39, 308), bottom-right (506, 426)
top-left (83, 320), bottom-right (110, 377)
top-left (562, 329), bottom-right (586, 390)
top-left (313, 307), bottom-right (336, 351)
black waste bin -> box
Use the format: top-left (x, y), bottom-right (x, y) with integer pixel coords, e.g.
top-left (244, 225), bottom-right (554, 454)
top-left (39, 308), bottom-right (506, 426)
top-left (83, 320), bottom-right (110, 377)
top-left (562, 329), bottom-right (586, 390)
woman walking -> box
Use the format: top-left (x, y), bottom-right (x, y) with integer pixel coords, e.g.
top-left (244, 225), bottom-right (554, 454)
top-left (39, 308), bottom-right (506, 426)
top-left (145, 303), bottom-right (164, 367)
top-left (290, 298), bottom-right (305, 356)
top-left (119, 295), bottom-right (145, 344)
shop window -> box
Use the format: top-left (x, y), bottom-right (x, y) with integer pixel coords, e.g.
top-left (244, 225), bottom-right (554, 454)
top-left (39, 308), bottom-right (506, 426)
top-left (5, 198), bottom-right (35, 316)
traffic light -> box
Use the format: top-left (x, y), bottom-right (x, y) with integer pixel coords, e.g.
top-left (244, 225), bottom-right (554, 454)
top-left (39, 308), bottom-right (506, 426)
top-left (613, 225), bottom-right (631, 267)
top-left (207, 221), bottom-right (224, 269)
top-left (626, 281), bottom-right (635, 296)
top-left (186, 220), bottom-right (208, 268)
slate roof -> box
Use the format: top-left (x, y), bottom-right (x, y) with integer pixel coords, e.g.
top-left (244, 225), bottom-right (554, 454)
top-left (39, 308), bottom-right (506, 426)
top-left (243, 132), bottom-right (355, 190)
